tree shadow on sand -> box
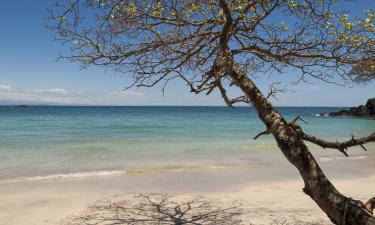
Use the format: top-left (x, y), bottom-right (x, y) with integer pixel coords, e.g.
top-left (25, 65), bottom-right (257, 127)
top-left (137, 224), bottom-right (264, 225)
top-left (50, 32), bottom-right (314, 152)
top-left (63, 193), bottom-right (243, 225)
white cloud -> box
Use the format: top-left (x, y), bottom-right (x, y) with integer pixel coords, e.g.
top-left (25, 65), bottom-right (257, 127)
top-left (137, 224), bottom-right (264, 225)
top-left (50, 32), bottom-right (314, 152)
top-left (31, 88), bottom-right (67, 95)
top-left (109, 91), bottom-right (143, 97)
top-left (0, 85), bottom-right (147, 105)
top-left (0, 85), bottom-right (91, 105)
top-left (0, 91), bottom-right (84, 105)
top-left (0, 85), bottom-right (11, 92)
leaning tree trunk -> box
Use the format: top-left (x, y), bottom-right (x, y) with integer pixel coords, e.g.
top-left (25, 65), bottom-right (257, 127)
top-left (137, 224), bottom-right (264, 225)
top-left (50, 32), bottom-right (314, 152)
top-left (228, 64), bottom-right (375, 225)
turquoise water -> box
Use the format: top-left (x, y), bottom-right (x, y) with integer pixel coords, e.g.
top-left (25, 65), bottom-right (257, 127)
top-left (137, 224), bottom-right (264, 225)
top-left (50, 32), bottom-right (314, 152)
top-left (0, 106), bottom-right (374, 181)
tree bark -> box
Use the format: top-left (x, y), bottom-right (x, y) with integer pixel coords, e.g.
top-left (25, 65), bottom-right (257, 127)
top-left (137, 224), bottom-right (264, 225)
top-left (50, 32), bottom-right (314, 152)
top-left (227, 64), bottom-right (375, 225)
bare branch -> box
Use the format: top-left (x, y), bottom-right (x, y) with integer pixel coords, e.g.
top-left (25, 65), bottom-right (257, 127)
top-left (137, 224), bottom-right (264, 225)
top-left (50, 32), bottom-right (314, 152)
top-left (301, 132), bottom-right (375, 156)
top-left (253, 130), bottom-right (271, 140)
top-left (266, 82), bottom-right (288, 100)
top-left (216, 78), bottom-right (234, 107)
top-left (291, 115), bottom-right (309, 124)
top-left (230, 96), bottom-right (250, 105)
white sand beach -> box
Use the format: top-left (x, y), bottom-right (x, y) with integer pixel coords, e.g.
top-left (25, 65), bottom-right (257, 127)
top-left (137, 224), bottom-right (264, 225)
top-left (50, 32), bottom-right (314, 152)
top-left (0, 164), bottom-right (374, 225)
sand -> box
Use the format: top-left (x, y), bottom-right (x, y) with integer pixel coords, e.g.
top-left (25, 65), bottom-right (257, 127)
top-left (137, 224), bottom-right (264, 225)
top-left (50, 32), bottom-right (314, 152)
top-left (0, 166), bottom-right (374, 225)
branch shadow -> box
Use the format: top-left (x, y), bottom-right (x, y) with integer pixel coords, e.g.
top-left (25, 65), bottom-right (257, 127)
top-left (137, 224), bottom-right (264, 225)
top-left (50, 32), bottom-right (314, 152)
top-left (63, 193), bottom-right (243, 225)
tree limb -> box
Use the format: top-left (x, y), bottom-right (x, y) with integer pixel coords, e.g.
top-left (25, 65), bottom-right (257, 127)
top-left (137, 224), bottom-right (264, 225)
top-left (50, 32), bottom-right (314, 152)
top-left (291, 115), bottom-right (308, 124)
top-left (265, 82), bottom-right (288, 100)
top-left (253, 130), bottom-right (271, 140)
top-left (301, 132), bottom-right (375, 156)
top-left (366, 197), bottom-right (375, 215)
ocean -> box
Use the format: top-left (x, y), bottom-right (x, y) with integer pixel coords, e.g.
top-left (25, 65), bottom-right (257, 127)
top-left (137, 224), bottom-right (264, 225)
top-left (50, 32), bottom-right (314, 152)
top-left (0, 106), bottom-right (374, 183)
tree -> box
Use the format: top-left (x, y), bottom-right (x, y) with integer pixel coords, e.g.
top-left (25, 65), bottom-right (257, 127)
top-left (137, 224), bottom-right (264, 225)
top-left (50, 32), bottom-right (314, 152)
top-left (48, 1), bottom-right (375, 224)
top-left (349, 60), bottom-right (375, 83)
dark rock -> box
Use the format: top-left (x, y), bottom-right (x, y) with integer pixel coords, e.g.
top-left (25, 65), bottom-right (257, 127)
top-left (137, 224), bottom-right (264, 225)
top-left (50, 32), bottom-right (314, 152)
top-left (366, 98), bottom-right (375, 115)
top-left (328, 98), bottom-right (375, 119)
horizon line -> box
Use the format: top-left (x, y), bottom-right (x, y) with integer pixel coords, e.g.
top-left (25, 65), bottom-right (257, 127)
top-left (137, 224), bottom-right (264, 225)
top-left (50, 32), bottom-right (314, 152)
top-left (0, 104), bottom-right (351, 108)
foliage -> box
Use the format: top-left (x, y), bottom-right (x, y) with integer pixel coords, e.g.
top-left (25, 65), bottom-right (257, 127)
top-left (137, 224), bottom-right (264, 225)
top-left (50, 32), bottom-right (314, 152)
top-left (48, 0), bottom-right (374, 99)
top-left (349, 60), bottom-right (375, 83)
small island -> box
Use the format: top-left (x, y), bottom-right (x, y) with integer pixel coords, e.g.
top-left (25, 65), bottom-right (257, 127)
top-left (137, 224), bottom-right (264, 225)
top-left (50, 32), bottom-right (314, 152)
top-left (18, 105), bottom-right (31, 108)
top-left (328, 98), bottom-right (375, 119)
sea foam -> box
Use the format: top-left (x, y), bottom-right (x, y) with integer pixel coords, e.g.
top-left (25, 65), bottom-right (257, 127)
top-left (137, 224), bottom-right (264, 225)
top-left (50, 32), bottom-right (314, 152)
top-left (0, 165), bottom-right (258, 184)
top-left (320, 155), bottom-right (367, 162)
top-left (0, 170), bottom-right (126, 184)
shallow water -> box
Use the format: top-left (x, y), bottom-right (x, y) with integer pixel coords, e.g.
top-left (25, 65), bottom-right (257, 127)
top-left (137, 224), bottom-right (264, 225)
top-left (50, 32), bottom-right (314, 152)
top-left (0, 106), bottom-right (374, 182)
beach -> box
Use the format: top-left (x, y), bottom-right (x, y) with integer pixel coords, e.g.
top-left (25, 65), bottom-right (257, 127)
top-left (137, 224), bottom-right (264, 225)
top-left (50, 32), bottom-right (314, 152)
top-left (1, 0), bottom-right (375, 223)
top-left (0, 106), bottom-right (374, 224)
top-left (0, 159), bottom-right (374, 225)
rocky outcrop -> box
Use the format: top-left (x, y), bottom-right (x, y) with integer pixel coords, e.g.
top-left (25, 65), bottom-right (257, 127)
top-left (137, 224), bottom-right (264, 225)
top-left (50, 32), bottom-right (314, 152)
top-left (367, 98), bottom-right (375, 115)
top-left (329, 98), bottom-right (375, 118)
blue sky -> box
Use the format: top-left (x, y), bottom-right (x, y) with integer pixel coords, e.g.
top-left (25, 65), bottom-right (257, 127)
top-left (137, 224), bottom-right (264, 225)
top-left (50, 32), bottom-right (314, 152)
top-left (0, 1), bottom-right (373, 106)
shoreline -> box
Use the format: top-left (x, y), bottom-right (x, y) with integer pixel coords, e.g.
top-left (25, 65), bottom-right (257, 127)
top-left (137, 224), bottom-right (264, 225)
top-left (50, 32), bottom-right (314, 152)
top-left (1, 146), bottom-right (373, 184)
top-left (0, 164), bottom-right (374, 225)
top-left (0, 155), bottom-right (372, 184)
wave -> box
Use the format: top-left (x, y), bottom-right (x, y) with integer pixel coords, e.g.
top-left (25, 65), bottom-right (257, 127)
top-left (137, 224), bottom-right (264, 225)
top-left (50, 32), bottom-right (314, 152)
top-left (313, 113), bottom-right (329, 117)
top-left (0, 165), bottom-right (258, 185)
top-left (0, 170), bottom-right (127, 184)
top-left (320, 155), bottom-right (367, 162)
